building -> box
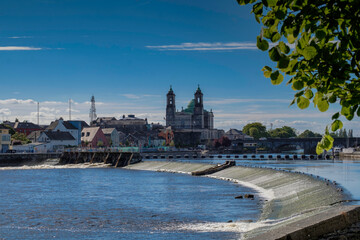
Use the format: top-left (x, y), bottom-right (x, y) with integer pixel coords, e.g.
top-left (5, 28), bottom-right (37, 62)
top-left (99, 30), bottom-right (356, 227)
top-left (27, 130), bottom-right (43, 143)
top-left (68, 120), bottom-right (89, 145)
top-left (38, 130), bottom-right (77, 151)
top-left (102, 128), bottom-right (119, 147)
top-left (225, 129), bottom-right (253, 140)
top-left (0, 125), bottom-right (11, 153)
top-left (165, 86), bottom-right (223, 145)
top-left (46, 118), bottom-right (79, 145)
top-left (81, 127), bottom-right (108, 148)
top-left (93, 115), bottom-right (148, 134)
top-left (166, 86), bottom-right (214, 130)
top-left (14, 120), bottom-right (43, 136)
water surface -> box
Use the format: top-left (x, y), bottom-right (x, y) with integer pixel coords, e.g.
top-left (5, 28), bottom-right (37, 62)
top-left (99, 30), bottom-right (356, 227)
top-left (0, 167), bottom-right (262, 239)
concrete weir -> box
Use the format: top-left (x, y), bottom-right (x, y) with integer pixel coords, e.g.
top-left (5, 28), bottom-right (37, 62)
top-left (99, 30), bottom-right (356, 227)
top-left (125, 161), bottom-right (360, 239)
top-left (59, 151), bottom-right (142, 167)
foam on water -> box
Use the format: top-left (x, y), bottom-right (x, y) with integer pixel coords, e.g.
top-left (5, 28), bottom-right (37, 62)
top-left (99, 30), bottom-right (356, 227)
top-left (0, 162), bottom-right (111, 170)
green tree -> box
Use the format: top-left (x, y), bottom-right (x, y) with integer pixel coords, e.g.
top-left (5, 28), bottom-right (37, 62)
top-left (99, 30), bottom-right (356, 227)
top-left (268, 126), bottom-right (296, 138)
top-left (298, 129), bottom-right (322, 138)
top-left (236, 0), bottom-right (360, 153)
top-left (11, 132), bottom-right (31, 144)
top-left (243, 122), bottom-right (268, 139)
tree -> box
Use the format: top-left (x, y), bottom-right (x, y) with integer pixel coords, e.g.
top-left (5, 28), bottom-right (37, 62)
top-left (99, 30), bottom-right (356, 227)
top-left (298, 129), bottom-right (322, 138)
top-left (11, 132), bottom-right (31, 144)
top-left (268, 126), bottom-right (296, 138)
top-left (236, 0), bottom-right (360, 153)
top-left (243, 122), bottom-right (268, 139)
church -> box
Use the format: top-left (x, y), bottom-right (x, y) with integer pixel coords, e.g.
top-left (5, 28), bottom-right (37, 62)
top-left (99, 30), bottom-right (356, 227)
top-left (165, 86), bottom-right (223, 145)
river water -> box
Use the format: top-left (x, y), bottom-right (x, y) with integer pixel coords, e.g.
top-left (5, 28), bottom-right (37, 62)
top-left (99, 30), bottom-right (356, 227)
top-left (0, 166), bottom-right (262, 240)
top-left (177, 157), bottom-right (360, 201)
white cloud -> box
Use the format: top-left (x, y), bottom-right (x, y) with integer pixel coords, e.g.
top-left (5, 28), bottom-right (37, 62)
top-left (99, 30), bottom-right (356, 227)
top-left (206, 98), bottom-right (290, 105)
top-left (146, 42), bottom-right (259, 51)
top-left (0, 46), bottom-right (42, 51)
top-left (7, 36), bottom-right (33, 39)
top-left (122, 94), bottom-right (141, 99)
top-left (0, 108), bottom-right (11, 116)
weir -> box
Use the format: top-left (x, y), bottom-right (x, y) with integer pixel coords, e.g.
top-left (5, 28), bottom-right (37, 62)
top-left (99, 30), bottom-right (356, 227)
top-left (59, 151), bottom-right (141, 167)
top-left (125, 161), bottom-right (360, 240)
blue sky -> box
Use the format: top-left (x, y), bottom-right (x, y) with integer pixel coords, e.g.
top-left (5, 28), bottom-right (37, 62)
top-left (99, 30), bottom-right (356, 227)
top-left (0, 0), bottom-right (358, 135)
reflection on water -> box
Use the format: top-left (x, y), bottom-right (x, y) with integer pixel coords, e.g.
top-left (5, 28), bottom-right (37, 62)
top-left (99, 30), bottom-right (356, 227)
top-left (0, 167), bottom-right (262, 239)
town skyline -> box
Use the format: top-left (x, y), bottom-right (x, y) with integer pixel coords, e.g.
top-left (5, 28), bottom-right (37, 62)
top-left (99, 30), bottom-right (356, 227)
top-left (1, 0), bottom-right (359, 135)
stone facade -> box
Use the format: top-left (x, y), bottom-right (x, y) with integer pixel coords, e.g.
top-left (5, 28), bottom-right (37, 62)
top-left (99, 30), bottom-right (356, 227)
top-left (166, 86), bottom-right (214, 130)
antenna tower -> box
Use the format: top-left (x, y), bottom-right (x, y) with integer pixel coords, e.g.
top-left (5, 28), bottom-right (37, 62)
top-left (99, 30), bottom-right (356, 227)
top-left (37, 102), bottom-right (40, 125)
top-left (89, 95), bottom-right (97, 123)
top-left (69, 99), bottom-right (72, 120)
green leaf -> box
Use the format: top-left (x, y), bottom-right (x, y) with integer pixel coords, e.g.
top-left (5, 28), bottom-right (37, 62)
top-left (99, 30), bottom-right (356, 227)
top-left (270, 70), bottom-right (284, 85)
top-left (303, 46), bottom-right (317, 60)
top-left (287, 33), bottom-right (296, 44)
top-left (257, 36), bottom-right (269, 51)
top-left (305, 89), bottom-right (313, 99)
top-left (292, 80), bottom-right (304, 90)
top-left (315, 29), bottom-right (326, 40)
top-left (332, 112), bottom-right (340, 120)
top-left (278, 41), bottom-right (290, 54)
top-left (266, 0), bottom-right (277, 7)
top-left (341, 106), bottom-right (350, 116)
top-left (297, 96), bottom-right (310, 109)
top-left (331, 120), bottom-right (343, 132)
top-left (269, 47), bottom-right (281, 61)
top-left (318, 100), bottom-right (329, 112)
top-left (271, 32), bottom-right (281, 42)
top-left (278, 56), bottom-right (290, 69)
top-left (262, 66), bottom-right (272, 78)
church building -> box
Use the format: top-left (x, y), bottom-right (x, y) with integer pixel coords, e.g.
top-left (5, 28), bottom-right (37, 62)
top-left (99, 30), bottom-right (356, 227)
top-left (166, 85), bottom-right (214, 130)
top-left (165, 86), bottom-right (223, 146)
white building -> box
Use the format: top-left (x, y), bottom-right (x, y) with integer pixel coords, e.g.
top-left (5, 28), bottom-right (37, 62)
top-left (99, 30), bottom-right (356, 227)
top-left (46, 118), bottom-right (79, 146)
top-left (38, 131), bottom-right (77, 151)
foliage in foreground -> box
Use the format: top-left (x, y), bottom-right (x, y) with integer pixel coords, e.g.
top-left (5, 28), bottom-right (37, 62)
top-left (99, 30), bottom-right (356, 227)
top-left (236, 0), bottom-right (360, 153)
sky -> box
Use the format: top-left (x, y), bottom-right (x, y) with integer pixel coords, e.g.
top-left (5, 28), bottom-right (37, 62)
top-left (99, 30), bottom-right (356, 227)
top-left (0, 0), bottom-right (358, 135)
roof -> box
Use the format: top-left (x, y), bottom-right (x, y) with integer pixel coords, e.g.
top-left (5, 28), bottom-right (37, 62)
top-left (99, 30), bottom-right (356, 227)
top-left (63, 121), bottom-right (77, 129)
top-left (0, 124), bottom-right (9, 130)
top-left (43, 131), bottom-right (75, 141)
top-left (102, 128), bottom-right (116, 135)
top-left (27, 130), bottom-right (43, 140)
top-left (81, 127), bottom-right (101, 142)
top-left (46, 120), bottom-right (77, 130)
top-left (14, 121), bottom-right (42, 130)
top-left (226, 129), bottom-right (244, 135)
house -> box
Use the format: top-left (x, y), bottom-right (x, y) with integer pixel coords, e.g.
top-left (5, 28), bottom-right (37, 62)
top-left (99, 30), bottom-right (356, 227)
top-left (225, 129), bottom-right (253, 140)
top-left (46, 118), bottom-right (79, 145)
top-left (38, 130), bottom-right (77, 151)
top-left (27, 130), bottom-right (43, 143)
top-left (14, 120), bottom-right (43, 135)
top-left (0, 125), bottom-right (11, 153)
top-left (68, 120), bottom-right (89, 145)
top-left (81, 127), bottom-right (108, 148)
top-left (102, 128), bottom-right (119, 147)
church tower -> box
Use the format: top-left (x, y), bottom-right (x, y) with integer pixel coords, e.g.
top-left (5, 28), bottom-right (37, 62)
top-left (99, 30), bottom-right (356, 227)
top-left (193, 85), bottom-right (204, 128)
top-left (166, 86), bottom-right (176, 127)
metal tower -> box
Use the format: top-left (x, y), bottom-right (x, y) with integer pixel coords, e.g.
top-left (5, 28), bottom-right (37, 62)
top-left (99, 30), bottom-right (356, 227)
top-left (89, 95), bottom-right (97, 123)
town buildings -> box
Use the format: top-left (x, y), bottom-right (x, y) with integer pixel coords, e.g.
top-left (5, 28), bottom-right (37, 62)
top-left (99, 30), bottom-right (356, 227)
top-left (0, 125), bottom-right (11, 153)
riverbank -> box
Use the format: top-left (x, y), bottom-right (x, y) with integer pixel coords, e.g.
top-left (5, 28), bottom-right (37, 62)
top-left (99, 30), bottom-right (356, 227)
top-left (125, 161), bottom-right (358, 239)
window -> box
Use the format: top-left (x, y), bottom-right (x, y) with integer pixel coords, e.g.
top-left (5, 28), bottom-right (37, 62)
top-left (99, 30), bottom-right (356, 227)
top-left (81, 132), bottom-right (85, 137)
top-left (86, 132), bottom-right (90, 137)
